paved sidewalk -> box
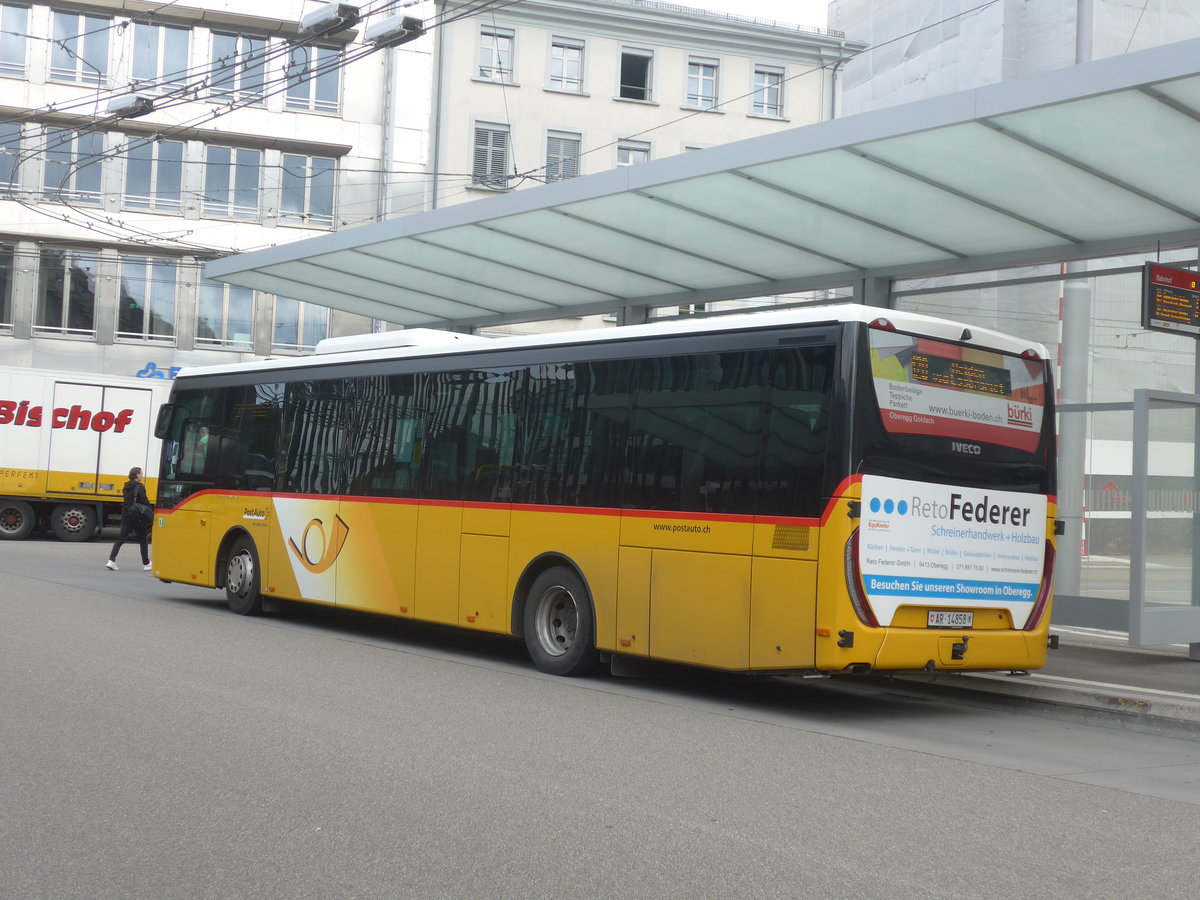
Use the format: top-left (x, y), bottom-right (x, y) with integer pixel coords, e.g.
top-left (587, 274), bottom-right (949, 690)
top-left (879, 626), bottom-right (1200, 735)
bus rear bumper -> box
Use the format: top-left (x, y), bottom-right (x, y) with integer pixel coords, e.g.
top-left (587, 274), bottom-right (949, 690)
top-left (869, 626), bottom-right (1050, 673)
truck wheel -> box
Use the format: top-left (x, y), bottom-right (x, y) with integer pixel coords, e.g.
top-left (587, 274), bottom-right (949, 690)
top-left (0, 501), bottom-right (35, 540)
top-left (522, 566), bottom-right (599, 676)
top-left (225, 535), bottom-right (264, 616)
top-left (50, 503), bottom-right (97, 542)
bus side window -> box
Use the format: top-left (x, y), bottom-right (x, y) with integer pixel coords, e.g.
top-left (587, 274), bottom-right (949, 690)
top-left (627, 351), bottom-right (765, 515)
top-left (422, 369), bottom-right (519, 502)
top-left (759, 346), bottom-right (834, 518)
top-left (212, 427), bottom-right (249, 489)
top-left (516, 359), bottom-right (632, 508)
top-left (281, 380), bottom-right (346, 495)
top-left (342, 374), bottom-right (422, 498)
top-left (179, 421), bottom-right (211, 477)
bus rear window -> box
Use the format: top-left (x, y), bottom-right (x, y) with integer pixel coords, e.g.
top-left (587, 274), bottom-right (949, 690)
top-left (869, 330), bottom-right (1046, 453)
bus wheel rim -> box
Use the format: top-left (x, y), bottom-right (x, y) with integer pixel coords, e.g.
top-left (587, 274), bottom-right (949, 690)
top-left (228, 551), bottom-right (253, 597)
top-left (534, 585), bottom-right (577, 658)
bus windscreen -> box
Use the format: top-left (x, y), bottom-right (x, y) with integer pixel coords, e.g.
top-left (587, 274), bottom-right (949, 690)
top-left (869, 330), bottom-right (1046, 453)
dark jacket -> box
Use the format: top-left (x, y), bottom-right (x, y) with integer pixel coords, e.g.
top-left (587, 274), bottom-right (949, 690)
top-left (121, 479), bottom-right (151, 522)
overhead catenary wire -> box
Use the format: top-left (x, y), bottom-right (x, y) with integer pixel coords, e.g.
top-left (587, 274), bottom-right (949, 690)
top-left (9, 0), bottom-right (424, 123)
top-left (4, 0), bottom-right (464, 166)
top-left (1, 0), bottom-right (521, 251)
top-left (3, 0), bottom-right (1006, 253)
top-left (4, 26), bottom-right (397, 250)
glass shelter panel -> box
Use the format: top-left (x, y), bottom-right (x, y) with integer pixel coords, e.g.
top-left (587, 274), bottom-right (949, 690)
top-left (1131, 392), bottom-right (1200, 655)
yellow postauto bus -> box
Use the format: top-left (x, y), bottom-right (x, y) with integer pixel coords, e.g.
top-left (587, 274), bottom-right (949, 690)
top-left (151, 305), bottom-right (1058, 677)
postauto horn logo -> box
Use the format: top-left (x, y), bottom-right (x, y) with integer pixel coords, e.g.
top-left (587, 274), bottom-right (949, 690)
top-left (288, 515), bottom-right (350, 574)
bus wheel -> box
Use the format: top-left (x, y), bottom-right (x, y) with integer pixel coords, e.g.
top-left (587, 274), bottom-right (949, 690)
top-left (50, 503), bottom-right (97, 542)
top-left (523, 566), bottom-right (599, 676)
top-left (225, 536), bottom-right (264, 616)
top-left (0, 501), bottom-right (35, 541)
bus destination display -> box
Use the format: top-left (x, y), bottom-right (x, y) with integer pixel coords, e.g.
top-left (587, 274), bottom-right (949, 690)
top-left (1144, 262), bottom-right (1200, 337)
top-left (911, 354), bottom-right (1011, 396)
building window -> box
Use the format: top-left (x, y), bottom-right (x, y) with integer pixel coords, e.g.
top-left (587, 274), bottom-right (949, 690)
top-left (617, 140), bottom-right (649, 167)
top-left (197, 278), bottom-right (254, 349)
top-left (132, 22), bottom-right (190, 92)
top-left (42, 129), bottom-right (103, 203)
top-left (125, 138), bottom-right (183, 212)
top-left (36, 249), bottom-right (98, 336)
top-left (210, 32), bottom-right (267, 103)
top-left (1, 4), bottom-right (29, 78)
top-left (117, 256), bottom-right (177, 342)
top-left (686, 58), bottom-right (718, 109)
top-left (280, 153), bottom-right (335, 226)
top-left (619, 48), bottom-right (652, 101)
top-left (472, 124), bottom-right (510, 188)
top-left (50, 11), bottom-right (109, 85)
top-left (273, 296), bottom-right (328, 351)
top-left (204, 146), bottom-right (261, 219)
top-left (549, 39), bottom-right (582, 92)
top-left (753, 66), bottom-right (784, 117)
top-left (0, 122), bottom-right (19, 188)
top-left (478, 26), bottom-right (513, 82)
top-left (285, 44), bottom-right (340, 114)
top-left (0, 243), bottom-right (14, 329)
top-left (545, 131), bottom-right (580, 182)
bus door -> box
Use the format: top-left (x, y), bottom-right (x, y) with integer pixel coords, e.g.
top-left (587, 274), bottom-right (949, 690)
top-left (46, 381), bottom-right (156, 498)
top-left (621, 352), bottom-right (764, 671)
top-left (424, 370), bottom-right (517, 633)
top-left (458, 416), bottom-right (514, 635)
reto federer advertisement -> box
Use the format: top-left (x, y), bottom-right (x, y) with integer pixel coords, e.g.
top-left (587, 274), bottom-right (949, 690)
top-left (869, 330), bottom-right (1046, 453)
top-left (859, 474), bottom-right (1047, 628)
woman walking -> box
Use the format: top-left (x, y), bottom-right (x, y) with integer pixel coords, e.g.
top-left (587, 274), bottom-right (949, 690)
top-left (106, 466), bottom-right (152, 571)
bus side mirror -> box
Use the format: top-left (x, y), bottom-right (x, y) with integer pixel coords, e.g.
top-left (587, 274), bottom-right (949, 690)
top-left (154, 403), bottom-right (175, 440)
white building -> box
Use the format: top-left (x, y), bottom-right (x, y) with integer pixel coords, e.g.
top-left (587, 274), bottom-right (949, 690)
top-left (0, 0), bottom-right (859, 375)
top-left (0, 0), bottom-right (430, 378)
top-left (429, 0), bottom-right (859, 207)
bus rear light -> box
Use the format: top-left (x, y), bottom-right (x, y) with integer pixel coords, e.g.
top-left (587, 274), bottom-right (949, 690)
top-left (1022, 541), bottom-right (1055, 631)
top-left (844, 529), bottom-right (880, 628)
top-left (1021, 348), bottom-right (1043, 360)
top-left (869, 318), bottom-right (895, 331)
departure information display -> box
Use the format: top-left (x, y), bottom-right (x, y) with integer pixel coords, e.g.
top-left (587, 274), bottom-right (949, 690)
top-left (1144, 262), bottom-right (1200, 337)
top-left (911, 354), bottom-right (1011, 396)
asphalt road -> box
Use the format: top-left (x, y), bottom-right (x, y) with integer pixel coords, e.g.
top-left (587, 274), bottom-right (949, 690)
top-left (3, 535), bottom-right (1200, 899)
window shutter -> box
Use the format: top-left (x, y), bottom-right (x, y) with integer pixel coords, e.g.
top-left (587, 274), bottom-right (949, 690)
top-left (546, 134), bottom-right (579, 182)
top-left (474, 127), bottom-right (509, 188)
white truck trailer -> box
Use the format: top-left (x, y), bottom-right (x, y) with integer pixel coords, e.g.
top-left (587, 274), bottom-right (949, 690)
top-left (0, 368), bottom-right (170, 541)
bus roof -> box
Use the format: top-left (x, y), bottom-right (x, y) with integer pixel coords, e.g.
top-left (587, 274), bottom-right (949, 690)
top-left (172, 304), bottom-right (1049, 382)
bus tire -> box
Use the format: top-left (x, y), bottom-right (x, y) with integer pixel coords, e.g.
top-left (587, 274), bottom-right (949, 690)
top-left (522, 566), bottom-right (599, 676)
top-left (50, 503), bottom-right (98, 542)
top-left (0, 500), bottom-right (35, 541)
top-left (225, 535), bottom-right (264, 616)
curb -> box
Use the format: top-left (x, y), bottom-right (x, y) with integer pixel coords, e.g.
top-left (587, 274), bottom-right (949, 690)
top-left (873, 670), bottom-right (1200, 736)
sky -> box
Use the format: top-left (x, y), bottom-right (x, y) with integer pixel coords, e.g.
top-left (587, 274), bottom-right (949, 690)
top-left (685, 0), bottom-right (831, 29)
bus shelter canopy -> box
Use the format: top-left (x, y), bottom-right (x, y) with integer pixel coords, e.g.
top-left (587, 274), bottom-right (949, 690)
top-left (206, 38), bottom-right (1200, 330)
